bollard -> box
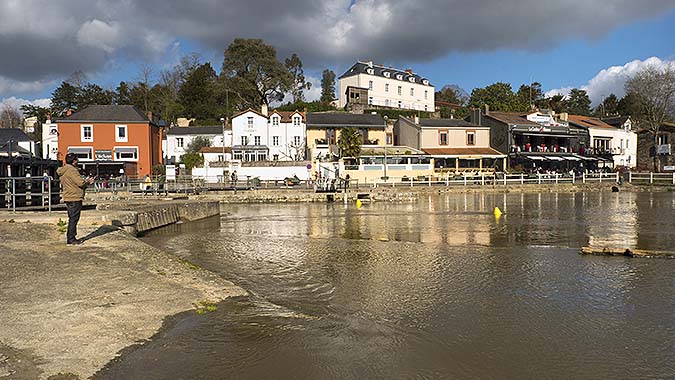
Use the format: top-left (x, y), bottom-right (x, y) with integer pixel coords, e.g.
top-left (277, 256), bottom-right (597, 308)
top-left (582, 172), bottom-right (586, 183)
top-left (650, 172), bottom-right (653, 184)
top-left (521, 174), bottom-right (524, 185)
top-left (629, 171), bottom-right (632, 183)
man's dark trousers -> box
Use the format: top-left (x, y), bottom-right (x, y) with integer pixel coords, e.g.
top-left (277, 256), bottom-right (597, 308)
top-left (66, 201), bottom-right (82, 243)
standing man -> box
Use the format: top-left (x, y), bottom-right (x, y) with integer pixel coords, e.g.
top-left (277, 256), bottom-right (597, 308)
top-left (56, 153), bottom-right (93, 245)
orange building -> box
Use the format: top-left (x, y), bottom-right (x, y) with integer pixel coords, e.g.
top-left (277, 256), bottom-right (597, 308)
top-left (56, 105), bottom-right (162, 177)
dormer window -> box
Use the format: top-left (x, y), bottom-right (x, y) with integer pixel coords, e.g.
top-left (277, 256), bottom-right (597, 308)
top-left (383, 72), bottom-right (390, 78)
top-left (396, 74), bottom-right (403, 80)
top-left (293, 116), bottom-right (301, 126)
top-left (422, 79), bottom-right (429, 85)
top-left (408, 77), bottom-right (415, 83)
top-left (367, 68), bottom-right (374, 75)
top-left (272, 116), bottom-right (279, 126)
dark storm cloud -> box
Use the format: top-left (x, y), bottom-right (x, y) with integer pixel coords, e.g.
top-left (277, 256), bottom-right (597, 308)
top-left (1, 0), bottom-right (675, 93)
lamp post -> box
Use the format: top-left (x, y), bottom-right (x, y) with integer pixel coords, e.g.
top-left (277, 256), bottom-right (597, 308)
top-left (383, 116), bottom-right (388, 181)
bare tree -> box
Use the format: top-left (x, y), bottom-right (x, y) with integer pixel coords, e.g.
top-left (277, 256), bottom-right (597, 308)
top-left (136, 64), bottom-right (155, 112)
top-left (0, 105), bottom-right (23, 129)
top-left (625, 64), bottom-right (675, 171)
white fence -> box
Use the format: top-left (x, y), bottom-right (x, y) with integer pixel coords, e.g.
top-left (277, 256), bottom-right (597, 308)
top-left (192, 165), bottom-right (311, 183)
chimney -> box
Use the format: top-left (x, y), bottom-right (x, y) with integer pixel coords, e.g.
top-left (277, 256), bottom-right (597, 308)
top-left (147, 111), bottom-right (153, 122)
top-left (559, 112), bottom-right (568, 121)
top-left (261, 104), bottom-right (269, 116)
top-left (483, 104), bottom-right (490, 115)
top-left (405, 68), bottom-right (413, 74)
top-left (66, 109), bottom-right (73, 117)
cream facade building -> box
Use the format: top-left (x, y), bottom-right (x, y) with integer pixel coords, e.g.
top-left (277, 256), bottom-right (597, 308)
top-left (338, 61), bottom-right (434, 112)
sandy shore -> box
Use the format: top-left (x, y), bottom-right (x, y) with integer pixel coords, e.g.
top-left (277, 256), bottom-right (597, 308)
top-left (0, 214), bottom-right (245, 379)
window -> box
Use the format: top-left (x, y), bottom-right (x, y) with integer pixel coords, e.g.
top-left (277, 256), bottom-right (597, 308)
top-left (439, 131), bottom-right (448, 145)
top-left (386, 134), bottom-right (393, 145)
top-left (658, 134), bottom-right (668, 145)
top-left (272, 117), bottom-right (279, 126)
top-left (467, 131), bottom-right (475, 145)
top-left (293, 116), bottom-right (301, 126)
top-left (115, 125), bottom-right (127, 142)
top-left (67, 147), bottom-right (93, 161)
top-left (410, 88), bottom-right (414, 96)
top-left (254, 136), bottom-right (261, 145)
top-left (424, 105), bottom-right (428, 111)
top-left (114, 146), bottom-right (138, 161)
top-left (247, 117), bottom-right (253, 127)
top-left (397, 86), bottom-right (402, 95)
top-left (273, 154), bottom-right (279, 161)
top-left (383, 72), bottom-right (390, 78)
top-left (272, 136), bottom-right (279, 146)
top-left (385, 83), bottom-right (389, 92)
top-left (368, 96), bottom-right (373, 105)
top-left (294, 136), bottom-right (301, 146)
top-left (385, 99), bottom-right (391, 106)
top-left (176, 137), bottom-right (184, 148)
top-left (424, 90), bottom-right (428, 100)
top-left (234, 152), bottom-right (243, 160)
top-left (241, 136), bottom-right (249, 145)
top-left (80, 125), bottom-right (93, 142)
top-left (368, 80), bottom-right (373, 90)
top-left (397, 100), bottom-right (402, 108)
top-left (257, 152), bottom-right (267, 161)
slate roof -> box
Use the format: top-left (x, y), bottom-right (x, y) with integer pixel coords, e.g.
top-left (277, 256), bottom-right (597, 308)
top-left (567, 115), bottom-right (615, 129)
top-left (339, 61), bottom-right (433, 87)
top-left (484, 112), bottom-right (540, 126)
top-left (56, 105), bottom-right (152, 123)
top-left (419, 119), bottom-right (482, 128)
top-left (602, 116), bottom-right (630, 127)
top-left (166, 126), bottom-right (225, 135)
top-left (0, 128), bottom-right (33, 143)
top-left (306, 113), bottom-right (385, 128)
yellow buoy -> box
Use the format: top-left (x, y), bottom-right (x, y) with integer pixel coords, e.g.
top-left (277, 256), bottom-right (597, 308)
top-left (356, 199), bottom-right (362, 208)
top-left (493, 206), bottom-right (503, 217)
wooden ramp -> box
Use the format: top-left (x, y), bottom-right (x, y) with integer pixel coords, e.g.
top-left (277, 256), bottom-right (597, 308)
top-left (580, 247), bottom-right (675, 258)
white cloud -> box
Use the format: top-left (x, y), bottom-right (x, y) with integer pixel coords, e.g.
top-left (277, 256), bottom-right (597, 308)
top-left (77, 19), bottom-right (123, 53)
top-left (545, 57), bottom-right (675, 104)
top-left (0, 96), bottom-right (51, 112)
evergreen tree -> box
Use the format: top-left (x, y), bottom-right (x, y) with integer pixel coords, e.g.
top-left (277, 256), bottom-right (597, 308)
top-left (114, 81), bottom-right (132, 105)
top-left (50, 81), bottom-right (80, 117)
top-left (320, 69), bottom-right (336, 103)
top-left (566, 88), bottom-right (592, 115)
top-left (285, 53), bottom-right (311, 103)
top-left (178, 63), bottom-right (220, 120)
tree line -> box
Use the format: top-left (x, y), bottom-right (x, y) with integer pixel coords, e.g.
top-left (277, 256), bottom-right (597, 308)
top-left (17, 39), bottom-right (339, 127)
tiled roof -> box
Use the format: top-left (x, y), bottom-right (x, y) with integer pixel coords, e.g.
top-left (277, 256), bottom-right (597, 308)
top-left (57, 105), bottom-right (152, 123)
top-left (269, 110), bottom-right (305, 123)
top-left (338, 61), bottom-right (433, 87)
top-left (567, 115), bottom-right (615, 129)
top-left (306, 112), bottom-right (385, 128)
top-left (423, 147), bottom-right (505, 156)
top-left (485, 112), bottom-right (540, 126)
top-left (231, 108), bottom-right (268, 119)
top-left (199, 147), bottom-right (232, 154)
top-left (0, 128), bottom-right (32, 144)
top-left (166, 126), bottom-right (225, 135)
top-left (419, 119), bottom-right (481, 128)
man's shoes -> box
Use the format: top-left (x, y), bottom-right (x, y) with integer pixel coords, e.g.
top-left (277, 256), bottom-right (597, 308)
top-left (67, 239), bottom-right (84, 245)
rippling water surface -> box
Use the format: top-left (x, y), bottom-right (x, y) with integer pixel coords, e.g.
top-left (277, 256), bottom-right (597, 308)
top-left (99, 192), bottom-right (675, 380)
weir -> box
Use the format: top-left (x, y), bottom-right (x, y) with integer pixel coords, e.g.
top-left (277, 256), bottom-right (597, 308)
top-left (98, 200), bottom-right (220, 235)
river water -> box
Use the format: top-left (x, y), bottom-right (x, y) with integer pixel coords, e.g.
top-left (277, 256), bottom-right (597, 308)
top-left (98, 192), bottom-right (675, 380)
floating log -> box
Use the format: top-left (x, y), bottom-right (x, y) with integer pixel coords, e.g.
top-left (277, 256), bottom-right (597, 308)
top-left (580, 246), bottom-right (675, 258)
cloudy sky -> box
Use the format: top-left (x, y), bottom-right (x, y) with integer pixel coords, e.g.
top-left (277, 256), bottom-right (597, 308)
top-left (2, 0), bottom-right (675, 110)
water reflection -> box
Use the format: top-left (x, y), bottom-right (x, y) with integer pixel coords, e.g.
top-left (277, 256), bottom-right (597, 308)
top-left (98, 192), bottom-right (675, 380)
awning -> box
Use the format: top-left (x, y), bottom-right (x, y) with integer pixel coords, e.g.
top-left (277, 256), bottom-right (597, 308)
top-left (525, 156), bottom-right (547, 161)
top-left (562, 156), bottom-right (582, 161)
top-left (521, 133), bottom-right (573, 138)
top-left (546, 156), bottom-right (565, 161)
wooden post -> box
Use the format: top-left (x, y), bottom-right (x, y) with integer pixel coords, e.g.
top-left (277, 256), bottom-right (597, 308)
top-left (582, 172), bottom-right (586, 183)
top-left (520, 173), bottom-right (524, 185)
top-left (650, 172), bottom-right (654, 184)
top-left (629, 171), bottom-right (632, 183)
top-left (481, 173), bottom-right (485, 186)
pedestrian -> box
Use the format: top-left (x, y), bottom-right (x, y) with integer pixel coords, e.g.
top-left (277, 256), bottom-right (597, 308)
top-left (56, 153), bottom-right (94, 245)
top-left (231, 170), bottom-right (237, 187)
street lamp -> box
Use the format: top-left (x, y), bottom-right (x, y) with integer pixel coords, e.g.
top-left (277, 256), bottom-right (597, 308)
top-left (383, 115), bottom-right (388, 181)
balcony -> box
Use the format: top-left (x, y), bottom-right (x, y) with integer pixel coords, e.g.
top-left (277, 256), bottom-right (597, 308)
top-left (656, 144), bottom-right (671, 155)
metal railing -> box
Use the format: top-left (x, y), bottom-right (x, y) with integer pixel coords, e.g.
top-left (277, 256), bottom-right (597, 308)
top-left (1, 176), bottom-right (59, 214)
